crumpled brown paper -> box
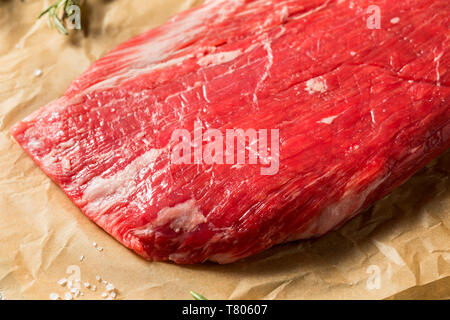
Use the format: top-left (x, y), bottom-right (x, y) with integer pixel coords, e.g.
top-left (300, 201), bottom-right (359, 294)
top-left (0, 0), bottom-right (448, 300)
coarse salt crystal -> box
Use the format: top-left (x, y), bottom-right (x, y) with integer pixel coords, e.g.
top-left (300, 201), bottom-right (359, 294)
top-left (97, 247), bottom-right (103, 252)
top-left (110, 292), bottom-right (117, 299)
top-left (33, 69), bottom-right (42, 77)
top-left (64, 292), bottom-right (73, 300)
top-left (106, 283), bottom-right (115, 292)
top-left (57, 278), bottom-right (67, 286)
top-left (390, 17), bottom-right (400, 24)
top-left (95, 275), bottom-right (101, 281)
top-left (84, 282), bottom-right (90, 288)
top-left (79, 255), bottom-right (84, 261)
top-left (49, 293), bottom-right (60, 300)
top-left (101, 292), bottom-right (108, 298)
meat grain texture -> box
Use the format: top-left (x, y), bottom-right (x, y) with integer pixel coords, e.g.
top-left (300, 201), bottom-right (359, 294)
top-left (11, 0), bottom-right (450, 264)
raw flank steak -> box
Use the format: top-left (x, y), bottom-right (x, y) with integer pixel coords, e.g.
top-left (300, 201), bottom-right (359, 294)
top-left (11, 0), bottom-right (450, 263)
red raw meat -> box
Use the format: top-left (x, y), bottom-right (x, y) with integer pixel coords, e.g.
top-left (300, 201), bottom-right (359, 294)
top-left (11, 0), bottom-right (450, 264)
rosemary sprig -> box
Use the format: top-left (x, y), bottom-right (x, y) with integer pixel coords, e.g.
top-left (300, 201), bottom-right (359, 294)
top-left (190, 291), bottom-right (208, 300)
top-left (38, 0), bottom-right (81, 35)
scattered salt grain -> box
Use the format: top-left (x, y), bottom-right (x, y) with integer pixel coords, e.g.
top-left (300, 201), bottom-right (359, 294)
top-left (57, 278), bottom-right (67, 286)
top-left (49, 293), bottom-right (60, 300)
top-left (110, 292), bottom-right (117, 299)
top-left (93, 242), bottom-right (97, 247)
top-left (97, 246), bottom-right (103, 252)
top-left (95, 275), bottom-right (101, 282)
top-left (101, 292), bottom-right (108, 298)
top-left (106, 283), bottom-right (115, 292)
top-left (84, 282), bottom-right (90, 288)
top-left (64, 292), bottom-right (73, 300)
top-left (79, 255), bottom-right (84, 261)
top-left (33, 69), bottom-right (42, 77)
top-left (102, 280), bottom-right (108, 285)
top-left (91, 285), bottom-right (97, 292)
top-left (350, 51), bottom-right (356, 56)
top-left (390, 17), bottom-right (400, 24)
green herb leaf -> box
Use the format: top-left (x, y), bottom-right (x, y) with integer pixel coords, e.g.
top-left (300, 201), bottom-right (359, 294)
top-left (38, 0), bottom-right (81, 35)
top-left (52, 14), bottom-right (68, 35)
top-left (190, 291), bottom-right (208, 300)
top-left (38, 5), bottom-right (56, 19)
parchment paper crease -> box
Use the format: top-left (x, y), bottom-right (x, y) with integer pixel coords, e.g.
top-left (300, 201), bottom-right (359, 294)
top-left (0, 0), bottom-right (448, 300)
